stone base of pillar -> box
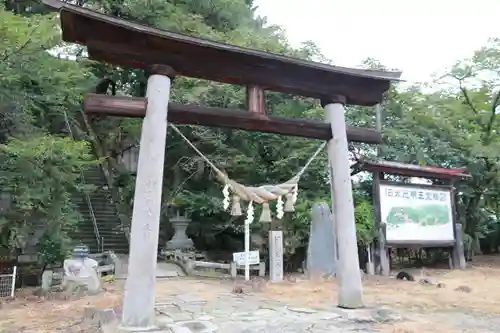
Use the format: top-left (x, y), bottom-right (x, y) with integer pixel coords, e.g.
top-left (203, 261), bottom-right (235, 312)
top-left (88, 306), bottom-right (217, 333)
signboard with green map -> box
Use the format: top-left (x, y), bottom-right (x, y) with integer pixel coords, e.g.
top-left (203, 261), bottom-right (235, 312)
top-left (379, 183), bottom-right (455, 243)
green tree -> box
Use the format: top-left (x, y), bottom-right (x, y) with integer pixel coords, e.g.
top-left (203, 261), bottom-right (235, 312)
top-left (378, 39), bottom-right (500, 252)
top-left (0, 8), bottom-right (97, 257)
top-left (0, 135), bottom-right (95, 252)
top-left (4, 0), bottom-right (499, 265)
top-left (57, 0), bottom-right (337, 255)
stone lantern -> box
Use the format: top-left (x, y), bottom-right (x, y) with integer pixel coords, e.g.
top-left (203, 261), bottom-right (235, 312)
top-left (166, 204), bottom-right (194, 250)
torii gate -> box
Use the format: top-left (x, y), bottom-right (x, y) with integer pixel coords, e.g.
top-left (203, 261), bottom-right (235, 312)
top-left (44, 0), bottom-right (401, 330)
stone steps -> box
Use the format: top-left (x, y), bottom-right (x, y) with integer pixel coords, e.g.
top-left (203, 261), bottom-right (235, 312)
top-left (72, 166), bottom-right (129, 253)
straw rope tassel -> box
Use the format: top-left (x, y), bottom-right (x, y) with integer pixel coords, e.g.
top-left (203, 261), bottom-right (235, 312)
top-left (231, 195), bottom-right (242, 216)
top-left (169, 124), bottom-right (326, 218)
top-left (259, 202), bottom-right (272, 222)
top-left (284, 191), bottom-right (295, 212)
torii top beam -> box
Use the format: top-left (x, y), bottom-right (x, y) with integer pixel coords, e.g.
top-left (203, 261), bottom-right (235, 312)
top-left (353, 160), bottom-right (471, 180)
top-left (43, 0), bottom-right (401, 106)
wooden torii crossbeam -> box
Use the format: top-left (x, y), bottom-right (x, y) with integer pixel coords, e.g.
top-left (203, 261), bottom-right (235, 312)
top-left (43, 0), bottom-right (401, 330)
top-left (83, 94), bottom-right (383, 143)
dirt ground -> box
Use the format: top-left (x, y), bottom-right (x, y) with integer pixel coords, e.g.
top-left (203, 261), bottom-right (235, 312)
top-left (1, 255), bottom-right (500, 333)
top-left (263, 255), bottom-right (500, 332)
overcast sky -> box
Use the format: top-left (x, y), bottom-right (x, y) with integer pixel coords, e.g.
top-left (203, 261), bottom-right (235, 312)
top-left (254, 0), bottom-right (499, 83)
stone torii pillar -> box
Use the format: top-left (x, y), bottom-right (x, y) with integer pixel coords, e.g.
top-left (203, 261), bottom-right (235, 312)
top-left (322, 96), bottom-right (364, 309)
top-left (120, 65), bottom-right (175, 330)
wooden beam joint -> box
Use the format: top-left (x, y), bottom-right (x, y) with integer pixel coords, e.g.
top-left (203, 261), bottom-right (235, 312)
top-left (246, 85), bottom-right (265, 114)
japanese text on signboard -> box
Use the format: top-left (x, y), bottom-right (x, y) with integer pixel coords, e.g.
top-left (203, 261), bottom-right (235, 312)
top-left (384, 188), bottom-right (446, 202)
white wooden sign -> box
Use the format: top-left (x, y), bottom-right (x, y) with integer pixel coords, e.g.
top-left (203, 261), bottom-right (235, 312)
top-left (269, 230), bottom-right (284, 282)
top-left (232, 250), bottom-right (260, 266)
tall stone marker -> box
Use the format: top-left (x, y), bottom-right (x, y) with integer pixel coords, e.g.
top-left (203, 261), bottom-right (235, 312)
top-left (307, 202), bottom-right (337, 277)
top-left (269, 230), bottom-right (284, 282)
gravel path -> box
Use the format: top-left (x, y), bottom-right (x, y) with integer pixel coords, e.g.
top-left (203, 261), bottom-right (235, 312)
top-left (89, 290), bottom-right (401, 332)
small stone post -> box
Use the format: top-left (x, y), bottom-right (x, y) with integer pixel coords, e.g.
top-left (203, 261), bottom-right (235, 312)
top-left (120, 65), bottom-right (174, 330)
top-left (454, 223), bottom-right (467, 269)
top-left (366, 245), bottom-right (375, 275)
top-left (323, 96), bottom-right (364, 309)
top-left (269, 230), bottom-right (284, 282)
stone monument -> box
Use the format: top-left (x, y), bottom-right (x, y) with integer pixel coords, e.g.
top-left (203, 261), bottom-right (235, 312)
top-left (306, 202), bottom-right (337, 277)
top-left (62, 245), bottom-right (101, 295)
